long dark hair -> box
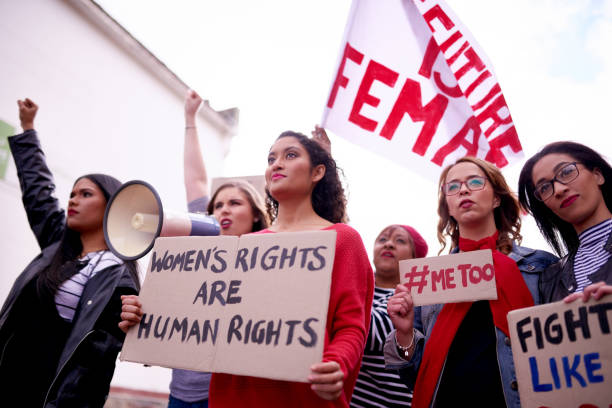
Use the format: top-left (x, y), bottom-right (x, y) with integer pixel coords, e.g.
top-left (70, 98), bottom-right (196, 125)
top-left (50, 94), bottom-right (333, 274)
top-left (38, 174), bottom-right (140, 298)
top-left (207, 179), bottom-right (270, 232)
top-left (518, 141), bottom-right (612, 256)
top-left (437, 157), bottom-right (522, 255)
top-left (266, 131), bottom-right (348, 224)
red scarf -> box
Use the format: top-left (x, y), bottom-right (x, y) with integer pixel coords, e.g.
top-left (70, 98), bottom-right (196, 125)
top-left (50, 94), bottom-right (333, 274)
top-left (411, 231), bottom-right (534, 408)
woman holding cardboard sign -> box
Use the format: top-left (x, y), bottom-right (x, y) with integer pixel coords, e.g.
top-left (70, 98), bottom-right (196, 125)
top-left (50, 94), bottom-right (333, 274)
top-left (119, 90), bottom-right (270, 408)
top-left (518, 142), bottom-right (612, 303)
top-left (207, 130), bottom-right (374, 407)
top-left (0, 99), bottom-right (140, 407)
top-left (384, 157), bottom-right (557, 408)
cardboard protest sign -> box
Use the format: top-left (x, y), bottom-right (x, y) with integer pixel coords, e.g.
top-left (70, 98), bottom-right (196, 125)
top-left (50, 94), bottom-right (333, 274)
top-left (399, 249), bottom-right (496, 306)
top-left (322, 0), bottom-right (523, 178)
top-left (508, 296), bottom-right (612, 408)
top-left (120, 230), bottom-right (336, 382)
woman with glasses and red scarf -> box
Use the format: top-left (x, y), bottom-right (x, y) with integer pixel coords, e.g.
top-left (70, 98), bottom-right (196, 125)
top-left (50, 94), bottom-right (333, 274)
top-left (384, 157), bottom-right (557, 408)
top-left (518, 141), bottom-right (612, 303)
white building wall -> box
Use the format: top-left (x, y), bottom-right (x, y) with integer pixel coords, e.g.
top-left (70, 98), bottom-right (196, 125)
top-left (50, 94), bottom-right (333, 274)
top-left (0, 0), bottom-right (234, 393)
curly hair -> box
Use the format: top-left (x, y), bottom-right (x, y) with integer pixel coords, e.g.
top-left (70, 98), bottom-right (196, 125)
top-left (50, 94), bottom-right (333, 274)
top-left (265, 131), bottom-right (348, 224)
top-left (207, 179), bottom-right (270, 232)
top-left (518, 141), bottom-right (612, 257)
top-left (437, 157), bottom-right (522, 255)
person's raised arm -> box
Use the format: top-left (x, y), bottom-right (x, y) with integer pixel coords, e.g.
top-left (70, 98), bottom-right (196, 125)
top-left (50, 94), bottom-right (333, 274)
top-left (18, 98), bottom-right (36, 131)
top-left (9, 98), bottom-right (65, 249)
top-left (311, 125), bottom-right (331, 154)
top-left (387, 284), bottom-right (416, 357)
top-left (184, 90), bottom-right (209, 203)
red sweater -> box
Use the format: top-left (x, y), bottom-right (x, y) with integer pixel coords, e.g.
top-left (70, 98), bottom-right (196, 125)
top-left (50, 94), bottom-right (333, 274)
top-left (209, 223), bottom-right (374, 407)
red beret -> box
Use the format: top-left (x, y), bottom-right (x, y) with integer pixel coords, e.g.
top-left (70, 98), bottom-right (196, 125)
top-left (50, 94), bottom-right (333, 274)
top-left (399, 225), bottom-right (428, 259)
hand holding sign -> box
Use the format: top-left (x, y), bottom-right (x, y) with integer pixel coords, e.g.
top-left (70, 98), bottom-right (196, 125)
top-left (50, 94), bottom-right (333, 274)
top-left (118, 294), bottom-right (143, 333)
top-left (508, 295), bottom-right (612, 408)
top-left (309, 361), bottom-right (344, 401)
top-left (120, 230), bottom-right (337, 382)
top-left (564, 281), bottom-right (612, 304)
top-left (387, 284), bottom-right (416, 349)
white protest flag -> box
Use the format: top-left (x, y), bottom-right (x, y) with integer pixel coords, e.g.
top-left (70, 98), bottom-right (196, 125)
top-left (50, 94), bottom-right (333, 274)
top-left (322, 0), bottom-right (523, 177)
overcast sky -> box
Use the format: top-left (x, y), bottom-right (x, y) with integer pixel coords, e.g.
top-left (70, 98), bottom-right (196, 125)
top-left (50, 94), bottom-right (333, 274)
top-left (96, 0), bottom-right (612, 258)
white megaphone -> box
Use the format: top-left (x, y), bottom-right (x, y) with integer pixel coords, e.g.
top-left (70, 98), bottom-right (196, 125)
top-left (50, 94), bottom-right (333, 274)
top-left (103, 180), bottom-right (220, 260)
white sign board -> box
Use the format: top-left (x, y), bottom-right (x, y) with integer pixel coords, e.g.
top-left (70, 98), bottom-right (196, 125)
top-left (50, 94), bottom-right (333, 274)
top-left (399, 249), bottom-right (496, 305)
top-left (508, 296), bottom-right (612, 408)
top-left (120, 230), bottom-right (336, 382)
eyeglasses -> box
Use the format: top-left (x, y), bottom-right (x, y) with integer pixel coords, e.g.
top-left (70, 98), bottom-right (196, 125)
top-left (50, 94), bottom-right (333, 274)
top-left (534, 162), bottom-right (579, 201)
top-left (443, 176), bottom-right (487, 196)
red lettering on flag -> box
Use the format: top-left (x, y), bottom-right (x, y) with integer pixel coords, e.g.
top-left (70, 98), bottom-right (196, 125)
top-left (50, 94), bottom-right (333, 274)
top-left (380, 78), bottom-right (449, 156)
top-left (349, 60), bottom-right (398, 131)
top-left (446, 41), bottom-right (469, 66)
top-left (472, 83), bottom-right (501, 111)
top-left (327, 42), bottom-right (364, 109)
top-left (476, 94), bottom-right (513, 137)
top-left (419, 38), bottom-right (462, 98)
top-left (484, 126), bottom-right (522, 168)
top-left (464, 70), bottom-right (492, 98)
top-left (455, 47), bottom-right (485, 81)
top-left (439, 31), bottom-right (463, 53)
top-left (423, 5), bottom-right (454, 32)
top-left (419, 38), bottom-right (438, 79)
top-left (431, 116), bottom-right (481, 166)
top-left (434, 72), bottom-right (462, 97)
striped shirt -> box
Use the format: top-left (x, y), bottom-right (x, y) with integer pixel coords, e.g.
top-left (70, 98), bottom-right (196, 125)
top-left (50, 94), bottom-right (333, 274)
top-left (351, 287), bottom-right (413, 408)
top-left (54, 250), bottom-right (123, 322)
top-left (574, 218), bottom-right (612, 292)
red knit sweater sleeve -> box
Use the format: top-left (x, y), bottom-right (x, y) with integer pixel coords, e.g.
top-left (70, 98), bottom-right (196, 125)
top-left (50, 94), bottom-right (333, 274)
top-left (323, 224), bottom-right (374, 383)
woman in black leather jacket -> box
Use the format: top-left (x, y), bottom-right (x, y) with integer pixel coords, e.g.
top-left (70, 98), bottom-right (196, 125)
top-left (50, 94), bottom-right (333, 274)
top-left (0, 98), bottom-right (140, 407)
top-left (519, 141), bottom-right (612, 303)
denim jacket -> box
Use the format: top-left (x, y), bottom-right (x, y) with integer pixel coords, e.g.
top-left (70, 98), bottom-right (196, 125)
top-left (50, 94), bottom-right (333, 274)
top-left (384, 244), bottom-right (558, 408)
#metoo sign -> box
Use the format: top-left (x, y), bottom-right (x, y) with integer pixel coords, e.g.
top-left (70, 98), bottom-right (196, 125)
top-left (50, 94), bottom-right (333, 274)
top-left (399, 249), bottom-right (497, 306)
top-left (508, 297), bottom-right (612, 408)
top-left (120, 231), bottom-right (336, 382)
top-left (323, 0), bottom-right (523, 177)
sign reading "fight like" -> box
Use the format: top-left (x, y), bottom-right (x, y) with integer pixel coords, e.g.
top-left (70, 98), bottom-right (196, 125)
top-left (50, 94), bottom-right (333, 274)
top-left (508, 297), bottom-right (612, 408)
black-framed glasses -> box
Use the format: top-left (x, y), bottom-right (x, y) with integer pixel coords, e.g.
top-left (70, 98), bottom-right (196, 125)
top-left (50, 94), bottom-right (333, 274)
top-left (534, 162), bottom-right (579, 201)
top-left (443, 176), bottom-right (487, 196)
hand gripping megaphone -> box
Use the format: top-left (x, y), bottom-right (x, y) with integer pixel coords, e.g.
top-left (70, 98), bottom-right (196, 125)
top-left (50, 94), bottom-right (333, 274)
top-left (103, 180), bottom-right (220, 260)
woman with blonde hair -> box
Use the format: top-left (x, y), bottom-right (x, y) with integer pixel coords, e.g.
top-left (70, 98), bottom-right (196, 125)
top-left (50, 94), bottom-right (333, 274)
top-left (385, 157), bottom-right (557, 408)
top-left (120, 90), bottom-right (270, 408)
